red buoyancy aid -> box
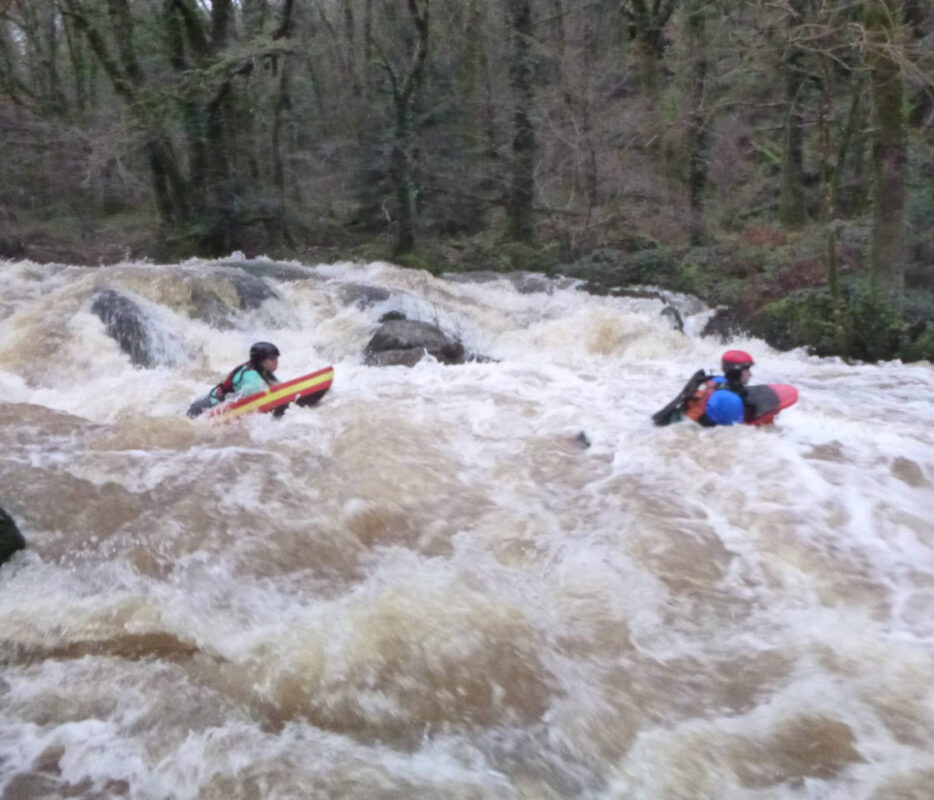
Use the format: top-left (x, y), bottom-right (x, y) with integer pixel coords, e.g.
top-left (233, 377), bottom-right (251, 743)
top-left (210, 362), bottom-right (252, 403)
top-left (682, 379), bottom-right (719, 422)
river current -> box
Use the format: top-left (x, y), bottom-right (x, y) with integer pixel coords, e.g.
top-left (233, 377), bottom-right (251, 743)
top-left (1, 257), bottom-right (933, 800)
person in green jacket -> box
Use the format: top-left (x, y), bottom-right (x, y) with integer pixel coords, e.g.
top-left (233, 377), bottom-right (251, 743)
top-left (187, 341), bottom-right (280, 418)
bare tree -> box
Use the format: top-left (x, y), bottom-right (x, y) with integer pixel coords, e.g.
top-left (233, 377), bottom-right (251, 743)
top-left (369, 0), bottom-right (430, 255)
top-left (507, 0), bottom-right (535, 243)
top-left (865, 0), bottom-right (907, 292)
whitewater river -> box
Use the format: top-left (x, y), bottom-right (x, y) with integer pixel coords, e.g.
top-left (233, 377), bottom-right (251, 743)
top-left (1, 257), bottom-right (933, 800)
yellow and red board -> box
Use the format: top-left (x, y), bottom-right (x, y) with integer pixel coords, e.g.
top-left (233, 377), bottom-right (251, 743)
top-left (209, 366), bottom-right (334, 422)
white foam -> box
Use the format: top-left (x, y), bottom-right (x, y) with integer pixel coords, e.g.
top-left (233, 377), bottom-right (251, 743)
top-left (1, 256), bottom-right (933, 798)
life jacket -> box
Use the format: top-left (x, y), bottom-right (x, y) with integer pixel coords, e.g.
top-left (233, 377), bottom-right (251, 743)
top-left (210, 362), bottom-right (276, 403)
top-left (682, 379), bottom-right (719, 422)
top-left (683, 379), bottom-right (747, 426)
top-left (217, 363), bottom-right (249, 399)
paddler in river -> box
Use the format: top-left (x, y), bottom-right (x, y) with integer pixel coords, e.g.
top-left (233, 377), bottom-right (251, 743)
top-left (187, 341), bottom-right (281, 418)
top-left (652, 350), bottom-right (754, 427)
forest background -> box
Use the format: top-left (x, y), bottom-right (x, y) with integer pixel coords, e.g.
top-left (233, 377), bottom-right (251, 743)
top-left (1, 0), bottom-right (933, 362)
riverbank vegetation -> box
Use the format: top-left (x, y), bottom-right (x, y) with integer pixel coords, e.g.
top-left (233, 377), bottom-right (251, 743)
top-left (2, 0), bottom-right (932, 361)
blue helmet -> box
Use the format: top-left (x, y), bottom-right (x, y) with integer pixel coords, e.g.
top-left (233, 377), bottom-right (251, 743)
top-left (705, 389), bottom-right (744, 425)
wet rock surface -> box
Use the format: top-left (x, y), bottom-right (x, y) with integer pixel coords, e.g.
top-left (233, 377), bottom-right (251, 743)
top-left (90, 289), bottom-right (157, 367)
top-left (364, 319), bottom-right (468, 367)
top-left (444, 271), bottom-right (579, 295)
top-left (702, 307), bottom-right (747, 342)
top-left (218, 259), bottom-right (315, 283)
top-left (661, 304), bottom-right (684, 333)
top-left (188, 272), bottom-right (279, 329)
top-left (338, 283), bottom-right (392, 309)
top-left (1, 506), bottom-right (25, 566)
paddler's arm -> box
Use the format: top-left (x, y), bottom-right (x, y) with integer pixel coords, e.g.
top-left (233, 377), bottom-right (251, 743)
top-left (652, 369), bottom-right (709, 426)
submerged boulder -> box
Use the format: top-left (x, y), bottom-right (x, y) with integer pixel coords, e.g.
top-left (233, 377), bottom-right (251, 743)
top-left (661, 304), bottom-right (684, 333)
top-left (443, 270), bottom-right (577, 295)
top-left (188, 283), bottom-right (237, 329)
top-left (702, 307), bottom-right (747, 343)
top-left (364, 319), bottom-right (467, 367)
top-left (188, 273), bottom-right (278, 329)
top-left (90, 289), bottom-right (156, 367)
top-left (218, 258), bottom-right (315, 283)
top-left (338, 283), bottom-right (392, 309)
top-left (442, 271), bottom-right (502, 285)
top-left (1, 507), bottom-right (25, 567)
top-left (508, 272), bottom-right (554, 294)
top-left (231, 273), bottom-right (277, 310)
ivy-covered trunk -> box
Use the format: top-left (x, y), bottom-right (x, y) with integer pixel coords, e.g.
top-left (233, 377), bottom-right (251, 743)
top-left (391, 101), bottom-right (418, 255)
top-left (866, 0), bottom-right (907, 293)
top-left (685, 0), bottom-right (709, 245)
top-left (385, 0), bottom-right (429, 256)
top-left (507, 0), bottom-right (535, 243)
top-left (623, 0), bottom-right (677, 100)
top-left (779, 0), bottom-right (807, 230)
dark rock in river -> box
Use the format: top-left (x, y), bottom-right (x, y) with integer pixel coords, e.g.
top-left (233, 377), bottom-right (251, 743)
top-left (0, 235), bottom-right (25, 260)
top-left (338, 283), bottom-right (392, 309)
top-left (508, 272), bottom-right (554, 294)
top-left (443, 271), bottom-right (502, 285)
top-left (701, 307), bottom-right (747, 343)
top-left (0, 507), bottom-right (25, 567)
top-left (367, 319), bottom-right (455, 353)
top-left (218, 258), bottom-right (315, 283)
top-left (365, 349), bottom-right (431, 368)
top-left (364, 319), bottom-right (467, 366)
top-left (231, 273), bottom-right (277, 309)
top-left (91, 289), bottom-right (156, 368)
top-left (186, 273), bottom-right (278, 329)
top-left (188, 284), bottom-right (236, 329)
top-left (661, 304), bottom-right (684, 333)
top-left (443, 270), bottom-right (575, 295)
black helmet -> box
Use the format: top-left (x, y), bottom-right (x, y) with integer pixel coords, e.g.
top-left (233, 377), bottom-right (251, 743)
top-left (249, 341), bottom-right (280, 364)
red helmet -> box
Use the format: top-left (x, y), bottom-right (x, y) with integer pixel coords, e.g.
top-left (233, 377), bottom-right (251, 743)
top-left (721, 349), bottom-right (754, 378)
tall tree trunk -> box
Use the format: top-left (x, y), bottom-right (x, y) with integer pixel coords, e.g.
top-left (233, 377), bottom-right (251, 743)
top-left (582, 18), bottom-right (598, 226)
top-left (623, 0), bottom-right (676, 97)
top-left (379, 0), bottom-right (429, 255)
top-left (865, 0), bottom-right (907, 293)
top-left (685, 0), bottom-right (709, 245)
top-left (507, 0), bottom-right (535, 243)
top-left (43, 1), bottom-right (67, 114)
top-left (271, 61), bottom-right (294, 247)
top-left (363, 0), bottom-right (373, 82)
top-left (271, 0), bottom-right (297, 246)
top-left (904, 0), bottom-right (932, 125)
top-left (392, 102), bottom-right (417, 254)
top-left (818, 55), bottom-right (847, 354)
top-left (210, 0), bottom-right (232, 53)
top-left (18, 0), bottom-right (66, 114)
top-left (831, 76), bottom-right (865, 216)
top-left (779, 0), bottom-right (807, 229)
top-left (343, 0), bottom-right (361, 96)
top-left (205, 81), bottom-right (235, 253)
top-left (61, 9), bottom-right (90, 113)
top-left (164, 0), bottom-right (206, 214)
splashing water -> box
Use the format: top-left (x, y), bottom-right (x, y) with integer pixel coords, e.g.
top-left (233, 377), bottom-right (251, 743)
top-left (1, 257), bottom-right (933, 800)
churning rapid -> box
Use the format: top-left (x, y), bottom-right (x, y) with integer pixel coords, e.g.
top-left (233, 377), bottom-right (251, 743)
top-left (1, 257), bottom-right (933, 800)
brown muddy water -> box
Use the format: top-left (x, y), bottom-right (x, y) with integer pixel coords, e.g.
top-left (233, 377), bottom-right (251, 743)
top-left (1, 258), bottom-right (933, 799)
